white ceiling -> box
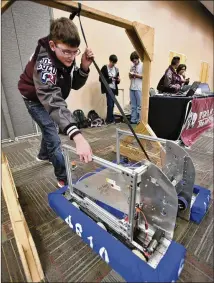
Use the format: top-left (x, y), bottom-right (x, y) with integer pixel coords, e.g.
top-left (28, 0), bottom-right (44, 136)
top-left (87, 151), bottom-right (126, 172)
top-left (200, 1), bottom-right (214, 15)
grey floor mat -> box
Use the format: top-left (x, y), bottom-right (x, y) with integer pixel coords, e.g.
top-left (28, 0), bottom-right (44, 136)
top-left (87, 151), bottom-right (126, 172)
top-left (1, 124), bottom-right (213, 282)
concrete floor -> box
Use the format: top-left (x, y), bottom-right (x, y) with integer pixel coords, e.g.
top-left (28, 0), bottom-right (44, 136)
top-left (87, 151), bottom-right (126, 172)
top-left (1, 124), bottom-right (214, 282)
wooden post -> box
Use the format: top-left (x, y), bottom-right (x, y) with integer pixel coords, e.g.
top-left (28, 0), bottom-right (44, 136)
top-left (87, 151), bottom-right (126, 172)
top-left (126, 28), bottom-right (145, 60)
top-left (2, 153), bottom-right (45, 282)
top-left (1, 0), bottom-right (14, 14)
top-left (31, 0), bottom-right (133, 30)
top-left (141, 55), bottom-right (152, 123)
top-left (132, 21), bottom-right (154, 124)
top-left (124, 21), bottom-right (165, 164)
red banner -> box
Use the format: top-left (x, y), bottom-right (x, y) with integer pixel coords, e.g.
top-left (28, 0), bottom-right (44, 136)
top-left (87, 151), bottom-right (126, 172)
top-left (181, 97), bottom-right (214, 146)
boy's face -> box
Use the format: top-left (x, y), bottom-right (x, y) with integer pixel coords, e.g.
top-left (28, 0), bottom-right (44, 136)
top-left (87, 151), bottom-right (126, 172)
top-left (49, 41), bottom-right (80, 67)
top-left (109, 60), bottom-right (116, 67)
top-left (132, 59), bottom-right (139, 66)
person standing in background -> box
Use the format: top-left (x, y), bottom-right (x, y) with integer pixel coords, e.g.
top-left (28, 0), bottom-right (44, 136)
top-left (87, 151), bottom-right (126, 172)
top-left (100, 55), bottom-right (120, 124)
top-left (129, 51), bottom-right (143, 124)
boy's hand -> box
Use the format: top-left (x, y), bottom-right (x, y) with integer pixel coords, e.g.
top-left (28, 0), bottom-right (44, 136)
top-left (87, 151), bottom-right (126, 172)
top-left (129, 72), bottom-right (135, 78)
top-left (73, 133), bottom-right (93, 163)
top-left (81, 48), bottom-right (94, 72)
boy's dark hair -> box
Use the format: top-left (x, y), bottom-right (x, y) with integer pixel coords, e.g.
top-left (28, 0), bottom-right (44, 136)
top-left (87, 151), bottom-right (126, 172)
top-left (109, 54), bottom-right (118, 63)
top-left (49, 17), bottom-right (80, 47)
top-left (171, 56), bottom-right (180, 66)
top-left (130, 51), bottom-right (139, 61)
top-left (176, 64), bottom-right (186, 74)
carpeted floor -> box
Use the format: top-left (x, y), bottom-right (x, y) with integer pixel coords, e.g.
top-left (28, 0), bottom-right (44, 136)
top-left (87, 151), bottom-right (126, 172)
top-left (1, 124), bottom-right (213, 282)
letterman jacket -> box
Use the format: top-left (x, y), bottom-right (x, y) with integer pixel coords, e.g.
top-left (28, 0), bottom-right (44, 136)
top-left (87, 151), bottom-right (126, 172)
top-left (18, 36), bottom-right (89, 139)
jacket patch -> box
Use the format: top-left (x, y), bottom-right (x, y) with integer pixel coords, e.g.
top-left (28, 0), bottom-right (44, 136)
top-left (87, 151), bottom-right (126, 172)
top-left (37, 57), bottom-right (57, 85)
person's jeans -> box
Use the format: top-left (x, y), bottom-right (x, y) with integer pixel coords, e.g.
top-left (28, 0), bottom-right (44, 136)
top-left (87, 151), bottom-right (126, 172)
top-left (24, 99), bottom-right (67, 183)
top-left (130, 89), bottom-right (142, 123)
top-left (106, 89), bottom-right (116, 123)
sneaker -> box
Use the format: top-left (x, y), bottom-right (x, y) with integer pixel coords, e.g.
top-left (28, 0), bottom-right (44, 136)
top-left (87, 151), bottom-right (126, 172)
top-left (36, 157), bottom-right (52, 164)
top-left (57, 180), bottom-right (67, 188)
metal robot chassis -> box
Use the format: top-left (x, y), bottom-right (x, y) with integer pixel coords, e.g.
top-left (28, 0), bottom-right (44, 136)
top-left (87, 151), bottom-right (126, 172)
top-left (48, 129), bottom-right (210, 282)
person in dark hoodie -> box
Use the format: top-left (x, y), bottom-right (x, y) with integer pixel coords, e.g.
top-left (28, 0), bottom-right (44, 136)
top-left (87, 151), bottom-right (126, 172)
top-left (18, 17), bottom-right (94, 188)
top-left (99, 54), bottom-right (120, 124)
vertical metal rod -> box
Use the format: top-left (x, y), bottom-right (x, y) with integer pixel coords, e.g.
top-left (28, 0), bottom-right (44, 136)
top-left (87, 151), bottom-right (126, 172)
top-left (63, 148), bottom-right (73, 194)
top-left (116, 129), bottom-right (120, 164)
top-left (128, 173), bottom-right (137, 241)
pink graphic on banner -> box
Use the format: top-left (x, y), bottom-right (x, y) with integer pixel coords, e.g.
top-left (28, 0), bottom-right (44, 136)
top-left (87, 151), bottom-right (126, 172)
top-left (181, 97), bottom-right (214, 146)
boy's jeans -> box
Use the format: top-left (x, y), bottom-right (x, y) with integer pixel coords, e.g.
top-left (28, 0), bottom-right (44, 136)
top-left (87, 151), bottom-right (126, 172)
top-left (24, 99), bottom-right (67, 183)
top-left (130, 89), bottom-right (142, 123)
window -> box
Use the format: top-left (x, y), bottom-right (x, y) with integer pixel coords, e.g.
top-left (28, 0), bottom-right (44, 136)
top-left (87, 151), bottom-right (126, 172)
top-left (200, 62), bottom-right (209, 83)
top-left (169, 51), bottom-right (187, 65)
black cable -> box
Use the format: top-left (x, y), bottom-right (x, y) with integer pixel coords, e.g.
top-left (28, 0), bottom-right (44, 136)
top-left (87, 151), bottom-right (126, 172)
top-left (69, 3), bottom-right (82, 21)
top-left (71, 4), bottom-right (151, 161)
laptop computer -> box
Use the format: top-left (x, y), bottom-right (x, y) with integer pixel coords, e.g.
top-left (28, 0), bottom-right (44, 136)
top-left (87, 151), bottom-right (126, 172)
top-left (185, 81), bottom-right (201, 97)
top-left (160, 81), bottom-right (201, 97)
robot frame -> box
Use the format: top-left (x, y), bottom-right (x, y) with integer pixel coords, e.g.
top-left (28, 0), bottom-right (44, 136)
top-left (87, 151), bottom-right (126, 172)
top-left (48, 128), bottom-right (211, 282)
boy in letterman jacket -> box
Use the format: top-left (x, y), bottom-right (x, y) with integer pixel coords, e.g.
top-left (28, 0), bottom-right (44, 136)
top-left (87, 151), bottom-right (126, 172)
top-left (18, 17), bottom-right (93, 188)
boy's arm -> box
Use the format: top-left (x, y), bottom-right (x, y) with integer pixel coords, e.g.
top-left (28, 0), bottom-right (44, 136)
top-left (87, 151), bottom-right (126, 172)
top-left (72, 47), bottom-right (94, 90)
top-left (135, 74), bottom-right (143, 79)
top-left (72, 64), bottom-right (90, 90)
top-left (33, 55), bottom-right (80, 140)
top-left (129, 66), bottom-right (133, 79)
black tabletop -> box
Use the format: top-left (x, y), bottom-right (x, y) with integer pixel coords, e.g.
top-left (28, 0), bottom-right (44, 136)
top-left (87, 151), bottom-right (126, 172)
top-left (148, 94), bottom-right (214, 140)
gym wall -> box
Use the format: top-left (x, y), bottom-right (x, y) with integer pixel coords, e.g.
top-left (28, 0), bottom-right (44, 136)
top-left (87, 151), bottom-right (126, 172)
top-left (1, 1), bottom-right (52, 141)
top-left (53, 1), bottom-right (213, 119)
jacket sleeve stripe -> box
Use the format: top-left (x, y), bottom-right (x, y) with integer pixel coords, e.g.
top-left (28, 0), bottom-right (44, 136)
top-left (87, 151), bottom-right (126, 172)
top-left (67, 126), bottom-right (80, 139)
top-left (66, 125), bottom-right (78, 135)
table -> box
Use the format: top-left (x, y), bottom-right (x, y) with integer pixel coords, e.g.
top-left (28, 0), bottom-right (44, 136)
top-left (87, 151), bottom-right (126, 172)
top-left (148, 94), bottom-right (214, 141)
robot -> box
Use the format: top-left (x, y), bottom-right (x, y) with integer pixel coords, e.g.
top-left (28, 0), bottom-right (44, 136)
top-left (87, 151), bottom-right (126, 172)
top-left (48, 129), bottom-right (210, 282)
